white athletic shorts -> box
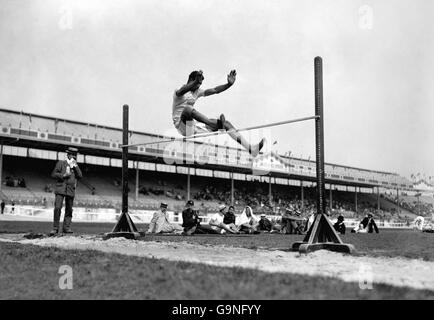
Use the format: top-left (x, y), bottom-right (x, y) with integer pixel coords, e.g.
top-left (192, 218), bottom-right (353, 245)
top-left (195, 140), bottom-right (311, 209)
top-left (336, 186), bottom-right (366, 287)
top-left (175, 120), bottom-right (210, 137)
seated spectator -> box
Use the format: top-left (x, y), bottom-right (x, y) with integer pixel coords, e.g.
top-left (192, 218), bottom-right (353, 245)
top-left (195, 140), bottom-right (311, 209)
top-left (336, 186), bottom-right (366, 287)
top-left (223, 205), bottom-right (237, 225)
top-left (237, 206), bottom-right (260, 234)
top-left (413, 216), bottom-right (434, 233)
top-left (333, 215), bottom-right (346, 234)
top-left (148, 202), bottom-right (183, 234)
top-left (181, 200), bottom-right (218, 235)
top-left (182, 200), bottom-right (200, 235)
top-left (280, 208), bottom-right (305, 234)
top-left (305, 212), bottom-right (316, 232)
top-left (351, 213), bottom-right (379, 233)
top-left (209, 205), bottom-right (239, 234)
top-left (257, 213), bottom-right (273, 232)
top-left (413, 216), bottom-right (425, 231)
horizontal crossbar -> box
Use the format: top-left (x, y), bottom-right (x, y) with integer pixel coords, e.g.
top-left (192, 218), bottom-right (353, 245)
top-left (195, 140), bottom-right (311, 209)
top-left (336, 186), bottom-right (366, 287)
top-left (121, 115), bottom-right (319, 148)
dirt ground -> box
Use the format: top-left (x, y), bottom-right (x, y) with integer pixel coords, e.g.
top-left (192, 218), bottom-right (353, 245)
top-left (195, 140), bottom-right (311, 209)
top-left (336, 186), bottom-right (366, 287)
top-left (1, 233), bottom-right (433, 292)
top-left (3, 240), bottom-right (432, 300)
top-left (1, 221), bottom-right (433, 299)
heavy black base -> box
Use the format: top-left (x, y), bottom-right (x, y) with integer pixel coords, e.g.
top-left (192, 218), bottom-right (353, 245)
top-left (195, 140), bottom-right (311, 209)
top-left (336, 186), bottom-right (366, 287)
top-left (103, 231), bottom-right (141, 240)
top-left (292, 241), bottom-right (355, 254)
top-left (103, 211), bottom-right (142, 240)
top-left (291, 214), bottom-right (355, 254)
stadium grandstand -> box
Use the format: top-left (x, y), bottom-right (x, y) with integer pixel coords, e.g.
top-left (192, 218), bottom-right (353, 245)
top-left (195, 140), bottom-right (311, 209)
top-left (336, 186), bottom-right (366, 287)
top-left (1, 107), bottom-right (433, 222)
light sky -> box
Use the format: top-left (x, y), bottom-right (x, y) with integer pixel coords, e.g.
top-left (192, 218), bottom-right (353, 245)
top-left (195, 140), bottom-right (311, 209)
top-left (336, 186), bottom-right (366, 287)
top-left (0, 0), bottom-right (433, 179)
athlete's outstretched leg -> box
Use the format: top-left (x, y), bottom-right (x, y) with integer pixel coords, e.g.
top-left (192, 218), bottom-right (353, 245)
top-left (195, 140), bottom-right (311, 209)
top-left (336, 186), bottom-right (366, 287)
top-left (224, 120), bottom-right (265, 156)
top-left (181, 107), bottom-right (223, 132)
top-left (180, 107), bottom-right (264, 156)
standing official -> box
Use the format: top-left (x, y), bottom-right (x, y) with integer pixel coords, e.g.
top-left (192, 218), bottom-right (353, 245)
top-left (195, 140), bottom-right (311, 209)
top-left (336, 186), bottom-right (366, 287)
top-left (50, 147), bottom-right (82, 235)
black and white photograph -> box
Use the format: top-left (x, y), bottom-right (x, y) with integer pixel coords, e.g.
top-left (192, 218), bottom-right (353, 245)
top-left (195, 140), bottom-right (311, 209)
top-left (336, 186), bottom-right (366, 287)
top-left (0, 0), bottom-right (433, 307)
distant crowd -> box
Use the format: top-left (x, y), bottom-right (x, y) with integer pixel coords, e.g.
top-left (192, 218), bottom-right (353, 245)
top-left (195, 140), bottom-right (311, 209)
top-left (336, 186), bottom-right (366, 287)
top-left (3, 176), bottom-right (26, 188)
top-left (384, 194), bottom-right (434, 216)
top-left (3, 171), bottom-right (432, 224)
top-left (192, 183), bottom-right (383, 220)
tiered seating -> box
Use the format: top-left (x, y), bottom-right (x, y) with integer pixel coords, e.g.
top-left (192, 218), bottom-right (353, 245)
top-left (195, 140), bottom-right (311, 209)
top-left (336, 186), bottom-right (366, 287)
top-left (0, 154), bottom-right (426, 220)
top-left (2, 186), bottom-right (35, 201)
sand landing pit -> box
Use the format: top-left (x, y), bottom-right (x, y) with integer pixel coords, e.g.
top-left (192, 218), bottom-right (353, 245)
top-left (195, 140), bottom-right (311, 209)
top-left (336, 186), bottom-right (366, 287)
top-left (1, 234), bottom-right (433, 292)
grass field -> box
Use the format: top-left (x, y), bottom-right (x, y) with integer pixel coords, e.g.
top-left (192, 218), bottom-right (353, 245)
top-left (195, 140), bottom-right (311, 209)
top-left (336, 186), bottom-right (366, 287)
top-left (0, 221), bottom-right (433, 299)
top-left (1, 221), bottom-right (433, 261)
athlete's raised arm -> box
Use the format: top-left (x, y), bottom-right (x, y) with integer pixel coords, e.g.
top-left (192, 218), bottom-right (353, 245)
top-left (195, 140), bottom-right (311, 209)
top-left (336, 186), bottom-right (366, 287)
top-left (204, 70), bottom-right (236, 96)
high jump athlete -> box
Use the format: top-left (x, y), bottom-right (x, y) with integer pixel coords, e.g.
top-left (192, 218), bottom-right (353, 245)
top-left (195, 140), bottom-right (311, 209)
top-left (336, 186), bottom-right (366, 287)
top-left (172, 69), bottom-right (265, 156)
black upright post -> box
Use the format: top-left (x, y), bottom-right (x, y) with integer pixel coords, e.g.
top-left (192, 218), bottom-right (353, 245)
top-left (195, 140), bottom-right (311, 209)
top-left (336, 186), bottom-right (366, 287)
top-left (104, 104), bottom-right (140, 240)
top-left (314, 57), bottom-right (326, 216)
top-left (291, 57), bottom-right (354, 254)
top-left (122, 104), bottom-right (129, 214)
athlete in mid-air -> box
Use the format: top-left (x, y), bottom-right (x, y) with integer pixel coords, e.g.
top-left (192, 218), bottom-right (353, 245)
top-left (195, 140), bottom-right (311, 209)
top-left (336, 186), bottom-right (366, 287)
top-left (172, 69), bottom-right (265, 156)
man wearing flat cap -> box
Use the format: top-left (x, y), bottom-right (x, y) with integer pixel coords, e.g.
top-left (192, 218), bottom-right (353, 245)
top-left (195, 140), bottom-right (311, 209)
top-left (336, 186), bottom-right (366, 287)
top-left (181, 200), bottom-right (201, 235)
top-left (333, 215), bottom-right (346, 234)
top-left (181, 200), bottom-right (219, 235)
top-left (148, 202), bottom-right (183, 234)
top-left (49, 147), bottom-right (82, 235)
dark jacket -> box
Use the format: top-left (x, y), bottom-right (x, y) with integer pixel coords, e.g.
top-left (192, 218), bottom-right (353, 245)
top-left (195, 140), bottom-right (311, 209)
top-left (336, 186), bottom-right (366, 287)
top-left (182, 208), bottom-right (200, 228)
top-left (258, 217), bottom-right (273, 231)
top-left (223, 212), bottom-right (236, 225)
top-left (333, 221), bottom-right (346, 234)
top-left (51, 160), bottom-right (83, 197)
